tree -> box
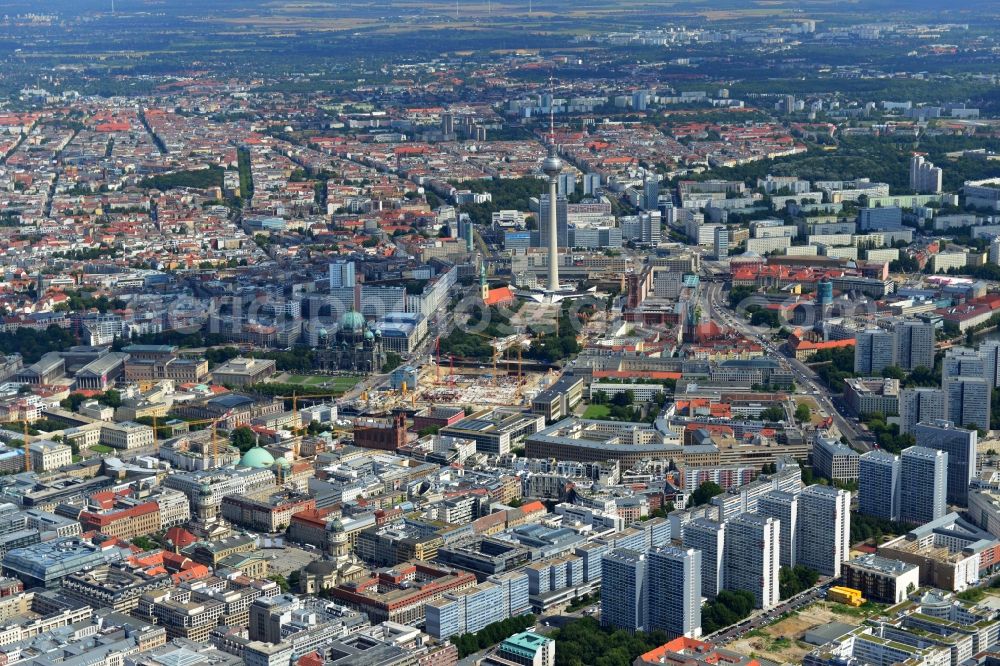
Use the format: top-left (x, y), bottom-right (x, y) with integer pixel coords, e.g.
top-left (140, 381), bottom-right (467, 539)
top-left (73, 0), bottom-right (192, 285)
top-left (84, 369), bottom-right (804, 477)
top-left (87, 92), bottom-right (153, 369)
top-left (131, 535), bottom-right (159, 551)
top-left (851, 510), bottom-right (911, 543)
top-left (611, 390), bottom-right (634, 407)
top-left (881, 365), bottom-right (907, 380)
top-left (551, 616), bottom-right (672, 666)
top-left (904, 365), bottom-right (939, 388)
top-left (450, 613), bottom-right (536, 658)
top-left (61, 393), bottom-right (88, 412)
top-left (98, 389), bottom-right (122, 408)
top-left (268, 574), bottom-right (289, 593)
top-left (688, 481), bottom-right (724, 507)
top-left (381, 352), bottom-right (402, 374)
top-left (759, 405), bottom-right (786, 422)
top-left (794, 403), bottom-right (811, 423)
top-left (230, 426), bottom-right (256, 452)
top-left (702, 590), bottom-right (756, 634)
top-left (779, 565), bottom-right (820, 600)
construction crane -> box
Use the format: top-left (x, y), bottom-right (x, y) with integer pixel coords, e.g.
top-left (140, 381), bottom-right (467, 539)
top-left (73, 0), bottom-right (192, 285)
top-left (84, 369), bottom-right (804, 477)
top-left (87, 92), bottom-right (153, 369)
top-left (2, 417), bottom-right (32, 473)
top-left (263, 392), bottom-right (345, 436)
top-left (152, 414), bottom-right (230, 467)
top-left (435, 336), bottom-right (441, 386)
top-left (462, 329), bottom-right (501, 387)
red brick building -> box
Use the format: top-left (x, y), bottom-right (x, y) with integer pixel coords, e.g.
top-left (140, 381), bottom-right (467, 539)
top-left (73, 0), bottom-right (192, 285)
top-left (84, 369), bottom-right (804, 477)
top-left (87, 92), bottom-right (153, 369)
top-left (354, 413), bottom-right (408, 451)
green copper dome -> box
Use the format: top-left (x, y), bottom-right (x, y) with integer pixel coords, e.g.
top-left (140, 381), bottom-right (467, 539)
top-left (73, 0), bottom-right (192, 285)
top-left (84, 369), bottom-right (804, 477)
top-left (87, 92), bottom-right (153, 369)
top-left (239, 446), bottom-right (275, 469)
top-left (340, 310), bottom-right (365, 331)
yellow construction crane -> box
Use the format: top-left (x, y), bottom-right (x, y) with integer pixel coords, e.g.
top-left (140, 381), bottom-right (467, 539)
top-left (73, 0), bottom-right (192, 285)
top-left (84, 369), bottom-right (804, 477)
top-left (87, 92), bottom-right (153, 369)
top-left (3, 418), bottom-right (32, 473)
top-left (152, 414), bottom-right (230, 466)
top-left (463, 329), bottom-right (501, 387)
top-left (270, 392), bottom-right (345, 435)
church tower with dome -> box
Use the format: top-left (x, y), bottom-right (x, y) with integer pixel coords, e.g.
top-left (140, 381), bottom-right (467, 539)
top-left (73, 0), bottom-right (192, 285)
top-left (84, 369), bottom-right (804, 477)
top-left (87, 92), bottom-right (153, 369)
top-left (297, 517), bottom-right (368, 594)
top-left (314, 309), bottom-right (385, 373)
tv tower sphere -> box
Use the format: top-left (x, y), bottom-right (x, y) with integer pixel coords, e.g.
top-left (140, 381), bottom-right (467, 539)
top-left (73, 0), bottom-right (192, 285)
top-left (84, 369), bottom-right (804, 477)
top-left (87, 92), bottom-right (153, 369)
top-left (542, 147), bottom-right (563, 179)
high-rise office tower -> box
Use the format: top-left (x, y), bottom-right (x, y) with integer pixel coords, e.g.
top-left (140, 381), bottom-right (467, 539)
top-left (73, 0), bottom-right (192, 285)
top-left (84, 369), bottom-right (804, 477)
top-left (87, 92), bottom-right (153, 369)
top-left (600, 549), bottom-right (647, 633)
top-left (724, 513), bottom-right (780, 610)
top-left (894, 321), bottom-right (935, 371)
top-left (944, 376), bottom-right (990, 432)
top-left (915, 420), bottom-right (977, 506)
top-left (440, 112), bottom-right (454, 136)
top-left (328, 260), bottom-right (356, 289)
top-left (859, 449), bottom-right (901, 521)
top-left (854, 329), bottom-right (896, 375)
top-left (537, 194), bottom-right (568, 251)
top-left (797, 485), bottom-right (851, 578)
top-left (910, 154), bottom-right (943, 194)
top-left (682, 518), bottom-right (725, 600)
top-left (757, 490), bottom-right (798, 568)
top-left (648, 546), bottom-right (702, 639)
top-left (979, 340), bottom-right (1000, 388)
top-left (556, 173), bottom-right (576, 197)
top-left (898, 388), bottom-right (946, 436)
top-left (943, 347), bottom-right (988, 384)
top-left (942, 342), bottom-right (1000, 395)
top-left (713, 226), bottom-right (730, 260)
top-left (784, 94), bottom-right (796, 115)
top-left (900, 446), bottom-right (948, 524)
top-left (643, 176), bottom-right (660, 210)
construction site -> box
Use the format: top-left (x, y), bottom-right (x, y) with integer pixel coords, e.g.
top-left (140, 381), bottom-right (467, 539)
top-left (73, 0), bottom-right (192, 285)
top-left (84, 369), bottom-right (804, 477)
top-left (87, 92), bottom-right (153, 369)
top-left (351, 328), bottom-right (558, 414)
top-left (356, 361), bottom-right (552, 413)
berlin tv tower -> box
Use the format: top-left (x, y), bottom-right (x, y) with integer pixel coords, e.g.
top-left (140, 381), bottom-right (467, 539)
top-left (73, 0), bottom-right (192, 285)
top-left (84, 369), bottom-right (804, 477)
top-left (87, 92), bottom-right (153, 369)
top-left (541, 78), bottom-right (562, 294)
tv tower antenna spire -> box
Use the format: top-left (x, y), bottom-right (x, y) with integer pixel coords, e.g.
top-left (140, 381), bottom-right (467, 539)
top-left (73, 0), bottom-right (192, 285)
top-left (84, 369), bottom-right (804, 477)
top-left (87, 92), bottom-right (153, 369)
top-left (548, 74), bottom-right (555, 146)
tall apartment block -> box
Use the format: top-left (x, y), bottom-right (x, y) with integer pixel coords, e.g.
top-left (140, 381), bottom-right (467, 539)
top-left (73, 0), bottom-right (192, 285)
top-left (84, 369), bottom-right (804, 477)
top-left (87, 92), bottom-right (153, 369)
top-left (711, 466), bottom-right (802, 521)
top-left (724, 513), bottom-right (780, 610)
top-left (797, 485), bottom-right (850, 578)
top-left (914, 420), bottom-right (977, 506)
top-left (910, 154), bottom-right (943, 194)
top-left (328, 260), bottom-right (356, 289)
top-left (898, 388), bottom-right (945, 436)
top-left (854, 329), bottom-right (896, 376)
top-left (900, 446), bottom-right (948, 525)
top-left (942, 342), bottom-right (1000, 389)
top-left (601, 549), bottom-right (647, 633)
top-left (980, 341), bottom-right (1000, 387)
top-left (943, 347), bottom-right (988, 384)
top-left (944, 376), bottom-right (990, 432)
top-left (757, 490), bottom-right (798, 568)
top-left (894, 321), bottom-right (935, 371)
top-left (682, 518), bottom-right (725, 600)
top-left (648, 546), bottom-right (702, 639)
top-left (859, 450), bottom-right (900, 521)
